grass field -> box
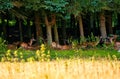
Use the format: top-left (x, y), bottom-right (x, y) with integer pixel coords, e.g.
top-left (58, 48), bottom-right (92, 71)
top-left (0, 44), bottom-right (120, 79)
top-left (0, 59), bottom-right (120, 79)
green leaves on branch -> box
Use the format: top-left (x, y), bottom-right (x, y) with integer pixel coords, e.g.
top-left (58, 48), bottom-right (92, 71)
top-left (0, 0), bottom-right (13, 10)
top-left (24, 0), bottom-right (68, 13)
top-left (44, 0), bottom-right (68, 13)
top-left (24, 0), bottom-right (46, 11)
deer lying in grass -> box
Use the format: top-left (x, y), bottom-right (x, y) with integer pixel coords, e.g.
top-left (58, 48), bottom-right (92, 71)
top-left (101, 35), bottom-right (120, 52)
top-left (109, 35), bottom-right (120, 51)
top-left (51, 42), bottom-right (70, 50)
top-left (96, 36), bottom-right (115, 47)
top-left (13, 38), bottom-right (36, 49)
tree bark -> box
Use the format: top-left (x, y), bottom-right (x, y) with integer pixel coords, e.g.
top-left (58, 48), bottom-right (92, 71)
top-left (62, 19), bottom-right (67, 44)
top-left (34, 11), bottom-right (43, 42)
top-left (78, 14), bottom-right (84, 38)
top-left (18, 19), bottom-right (23, 42)
top-left (106, 12), bottom-right (113, 35)
top-left (90, 13), bottom-right (94, 33)
top-left (44, 13), bottom-right (56, 45)
top-left (46, 25), bottom-right (52, 45)
top-left (27, 19), bottom-right (32, 38)
top-left (2, 18), bottom-right (7, 40)
top-left (99, 12), bottom-right (107, 38)
top-left (54, 24), bottom-right (59, 44)
top-left (45, 14), bottom-right (52, 45)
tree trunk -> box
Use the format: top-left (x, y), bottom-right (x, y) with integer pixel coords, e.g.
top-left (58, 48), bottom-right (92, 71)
top-left (117, 14), bottom-right (120, 28)
top-left (18, 19), bottom-right (23, 42)
top-left (90, 13), bottom-right (94, 33)
top-left (94, 13), bottom-right (100, 36)
top-left (54, 24), bottom-right (59, 44)
top-left (106, 12), bottom-right (113, 35)
top-left (2, 18), bottom-right (7, 40)
top-left (45, 13), bottom-right (56, 45)
top-left (99, 12), bottom-right (107, 38)
top-left (27, 20), bottom-right (32, 38)
top-left (46, 25), bottom-right (52, 45)
top-left (34, 11), bottom-right (43, 42)
top-left (62, 19), bottom-right (67, 44)
top-left (45, 14), bottom-right (52, 45)
top-left (78, 14), bottom-right (84, 38)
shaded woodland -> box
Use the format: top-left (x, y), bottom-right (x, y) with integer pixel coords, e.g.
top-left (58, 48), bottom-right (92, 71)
top-left (1, 0), bottom-right (120, 46)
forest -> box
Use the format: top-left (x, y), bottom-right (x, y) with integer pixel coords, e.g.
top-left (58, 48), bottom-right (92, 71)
top-left (1, 0), bottom-right (120, 79)
top-left (1, 0), bottom-right (120, 46)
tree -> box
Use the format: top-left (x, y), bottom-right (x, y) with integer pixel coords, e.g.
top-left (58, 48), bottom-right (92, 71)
top-left (87, 0), bottom-right (111, 38)
top-left (23, 0), bottom-right (45, 43)
top-left (0, 0), bottom-right (13, 40)
top-left (44, 0), bottom-right (68, 45)
top-left (0, 0), bottom-right (13, 11)
top-left (66, 0), bottom-right (90, 39)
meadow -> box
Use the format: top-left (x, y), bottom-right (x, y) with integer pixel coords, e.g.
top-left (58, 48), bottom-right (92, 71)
top-left (0, 59), bottom-right (120, 79)
top-left (0, 44), bottom-right (120, 79)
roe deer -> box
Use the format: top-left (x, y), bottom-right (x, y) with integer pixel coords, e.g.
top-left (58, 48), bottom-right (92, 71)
top-left (108, 35), bottom-right (120, 50)
top-left (14, 38), bottom-right (36, 49)
top-left (51, 42), bottom-right (70, 50)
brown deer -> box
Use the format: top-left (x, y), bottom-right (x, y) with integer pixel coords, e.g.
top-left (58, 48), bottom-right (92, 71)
top-left (51, 42), bottom-right (70, 50)
top-left (13, 37), bottom-right (36, 49)
top-left (108, 35), bottom-right (120, 50)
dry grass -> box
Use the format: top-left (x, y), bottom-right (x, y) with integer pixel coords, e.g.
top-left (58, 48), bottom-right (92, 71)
top-left (0, 59), bottom-right (120, 79)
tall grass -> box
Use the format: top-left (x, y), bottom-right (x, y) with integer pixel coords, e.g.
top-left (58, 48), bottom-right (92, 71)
top-left (0, 42), bottom-right (120, 79)
top-left (0, 59), bottom-right (120, 79)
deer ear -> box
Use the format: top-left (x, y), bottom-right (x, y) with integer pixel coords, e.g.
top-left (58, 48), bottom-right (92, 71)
top-left (31, 38), bottom-right (36, 41)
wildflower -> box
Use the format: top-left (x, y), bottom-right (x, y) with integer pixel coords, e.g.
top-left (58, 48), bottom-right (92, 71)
top-left (27, 57), bottom-right (35, 62)
top-left (20, 52), bottom-right (23, 55)
top-left (1, 57), bottom-right (5, 62)
top-left (40, 44), bottom-right (46, 52)
top-left (20, 55), bottom-right (23, 59)
top-left (36, 50), bottom-right (40, 56)
top-left (112, 55), bottom-right (117, 61)
top-left (6, 50), bottom-right (11, 56)
top-left (21, 59), bottom-right (25, 62)
top-left (14, 50), bottom-right (18, 57)
top-left (47, 50), bottom-right (50, 54)
top-left (41, 58), bottom-right (44, 62)
top-left (41, 53), bottom-right (45, 57)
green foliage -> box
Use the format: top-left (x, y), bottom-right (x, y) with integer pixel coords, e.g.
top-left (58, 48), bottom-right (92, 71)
top-left (0, 19), bottom-right (2, 24)
top-left (87, 33), bottom-right (99, 42)
top-left (8, 20), bottom-right (16, 26)
top-left (23, 20), bottom-right (27, 26)
top-left (35, 44), bottom-right (50, 62)
top-left (24, 0), bottom-right (68, 13)
top-left (0, 0), bottom-right (13, 11)
top-left (24, 0), bottom-right (46, 11)
top-left (30, 21), bottom-right (33, 26)
top-left (44, 0), bottom-right (68, 13)
top-left (0, 43), bottom-right (120, 62)
top-left (0, 37), bottom-right (7, 52)
top-left (1, 44), bottom-right (50, 62)
top-left (80, 36), bottom-right (86, 44)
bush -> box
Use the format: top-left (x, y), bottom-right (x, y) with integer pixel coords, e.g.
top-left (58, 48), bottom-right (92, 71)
top-left (0, 37), bottom-right (7, 52)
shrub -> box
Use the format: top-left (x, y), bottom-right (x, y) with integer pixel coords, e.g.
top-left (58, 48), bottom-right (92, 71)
top-left (0, 37), bottom-right (7, 52)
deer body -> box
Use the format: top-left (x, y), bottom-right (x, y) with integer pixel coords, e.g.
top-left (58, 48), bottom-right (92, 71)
top-left (108, 35), bottom-right (120, 51)
top-left (20, 42), bottom-right (28, 48)
top-left (61, 45), bottom-right (70, 50)
top-left (13, 38), bottom-right (36, 49)
top-left (114, 42), bottom-right (120, 50)
top-left (51, 42), bottom-right (70, 50)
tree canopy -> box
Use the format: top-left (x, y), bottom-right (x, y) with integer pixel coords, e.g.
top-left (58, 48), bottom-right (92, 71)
top-left (0, 0), bottom-right (13, 11)
top-left (1, 0), bottom-right (120, 45)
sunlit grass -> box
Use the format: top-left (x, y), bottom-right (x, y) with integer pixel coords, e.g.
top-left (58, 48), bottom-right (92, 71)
top-left (0, 59), bottom-right (120, 79)
top-left (0, 44), bottom-right (120, 79)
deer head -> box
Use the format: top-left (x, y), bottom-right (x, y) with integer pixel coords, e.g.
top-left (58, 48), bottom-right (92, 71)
top-left (28, 37), bottom-right (36, 46)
